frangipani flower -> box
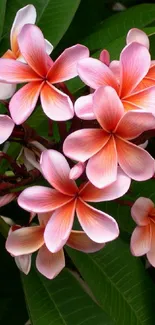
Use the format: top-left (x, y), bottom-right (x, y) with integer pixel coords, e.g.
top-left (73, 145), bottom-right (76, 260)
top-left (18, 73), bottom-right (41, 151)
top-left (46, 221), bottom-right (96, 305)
top-left (18, 149), bottom-right (131, 252)
top-left (75, 42), bottom-right (155, 120)
top-left (64, 86), bottom-right (155, 188)
top-left (0, 24), bottom-right (89, 124)
top-left (0, 5), bottom-right (53, 101)
top-left (2, 4), bottom-right (53, 60)
top-left (126, 28), bottom-right (155, 91)
top-left (6, 212), bottom-right (105, 279)
top-left (130, 197), bottom-right (155, 267)
top-left (0, 115), bottom-right (14, 144)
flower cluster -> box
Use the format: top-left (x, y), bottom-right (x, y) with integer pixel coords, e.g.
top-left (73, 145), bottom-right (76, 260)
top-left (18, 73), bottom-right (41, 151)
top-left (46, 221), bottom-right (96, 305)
top-left (1, 6), bottom-right (155, 278)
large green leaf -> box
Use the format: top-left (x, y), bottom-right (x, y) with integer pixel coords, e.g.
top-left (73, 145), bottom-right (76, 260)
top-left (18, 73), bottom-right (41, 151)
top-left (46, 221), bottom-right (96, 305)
top-left (2, 0), bottom-right (80, 47)
top-left (82, 4), bottom-right (155, 51)
top-left (67, 238), bottom-right (155, 325)
top-left (22, 267), bottom-right (113, 325)
top-left (0, 0), bottom-right (7, 39)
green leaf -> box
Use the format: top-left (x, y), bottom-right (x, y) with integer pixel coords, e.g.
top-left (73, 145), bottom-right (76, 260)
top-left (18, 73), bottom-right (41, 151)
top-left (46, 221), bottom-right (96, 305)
top-left (0, 0), bottom-right (7, 39)
top-left (2, 0), bottom-right (81, 47)
top-left (67, 238), bottom-right (155, 325)
top-left (21, 267), bottom-right (113, 325)
top-left (82, 4), bottom-right (155, 51)
top-left (0, 142), bottom-right (22, 174)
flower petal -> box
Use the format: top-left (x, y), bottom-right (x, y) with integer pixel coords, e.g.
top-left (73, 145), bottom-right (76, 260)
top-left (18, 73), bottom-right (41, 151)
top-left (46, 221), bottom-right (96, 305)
top-left (116, 110), bottom-right (155, 140)
top-left (99, 49), bottom-right (110, 65)
top-left (63, 129), bottom-right (109, 162)
top-left (0, 83), bottom-right (16, 100)
top-left (6, 226), bottom-right (44, 256)
top-left (40, 83), bottom-right (74, 121)
top-left (76, 199), bottom-right (119, 243)
top-left (120, 42), bottom-right (150, 98)
top-left (11, 5), bottom-right (37, 54)
top-left (126, 28), bottom-right (149, 49)
top-left (45, 39), bottom-right (53, 55)
top-left (44, 200), bottom-right (75, 253)
top-left (18, 186), bottom-right (73, 212)
top-left (0, 115), bottom-right (14, 144)
top-left (131, 197), bottom-right (153, 226)
top-left (93, 86), bottom-right (124, 131)
top-left (80, 167), bottom-right (131, 202)
top-left (69, 162), bottom-right (85, 180)
top-left (75, 94), bottom-right (95, 120)
top-left (9, 81), bottom-right (43, 124)
top-left (67, 230), bottom-right (105, 253)
top-left (77, 58), bottom-right (118, 91)
top-left (109, 60), bottom-right (120, 81)
top-left (36, 245), bottom-right (65, 279)
top-left (18, 24), bottom-right (48, 77)
top-left (130, 225), bottom-right (151, 256)
top-left (147, 222), bottom-right (155, 267)
top-left (48, 44), bottom-right (89, 83)
top-left (86, 136), bottom-right (118, 188)
top-left (116, 137), bottom-right (155, 181)
top-left (122, 86), bottom-right (155, 114)
top-left (0, 59), bottom-right (40, 83)
top-left (15, 254), bottom-right (32, 274)
top-left (40, 150), bottom-right (78, 195)
top-left (0, 193), bottom-right (16, 207)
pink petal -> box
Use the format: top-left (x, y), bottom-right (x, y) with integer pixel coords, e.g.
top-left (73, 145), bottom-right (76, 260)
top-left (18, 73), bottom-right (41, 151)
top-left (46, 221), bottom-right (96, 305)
top-left (93, 86), bottom-right (124, 131)
top-left (9, 81), bottom-right (43, 125)
top-left (40, 82), bottom-right (74, 121)
top-left (67, 230), bottom-right (105, 253)
top-left (131, 197), bottom-right (153, 226)
top-left (147, 222), bottom-right (155, 267)
top-left (2, 49), bottom-right (16, 59)
top-left (45, 39), bottom-right (53, 55)
top-left (69, 162), bottom-right (85, 180)
top-left (126, 28), bottom-right (149, 49)
top-left (44, 200), bottom-right (75, 253)
top-left (6, 226), bottom-right (44, 256)
top-left (0, 59), bottom-right (40, 83)
top-left (86, 136), bottom-right (118, 188)
top-left (76, 199), bottom-right (119, 243)
top-left (36, 245), bottom-right (65, 279)
top-left (80, 167), bottom-right (131, 202)
top-left (109, 60), bottom-right (120, 81)
top-left (130, 225), bottom-right (151, 256)
top-left (134, 77), bottom-right (155, 92)
top-left (40, 150), bottom-right (78, 195)
top-left (38, 212), bottom-right (52, 226)
top-left (146, 65), bottom-right (155, 79)
top-left (74, 94), bottom-right (95, 120)
top-left (77, 58), bottom-right (119, 91)
top-left (18, 24), bottom-right (48, 77)
top-left (47, 44), bottom-right (89, 83)
top-left (0, 83), bottom-right (16, 100)
top-left (99, 49), bottom-right (110, 66)
top-left (11, 5), bottom-right (36, 54)
top-left (115, 110), bottom-right (155, 140)
top-left (0, 193), bottom-right (16, 207)
top-left (18, 186), bottom-right (73, 212)
top-left (122, 86), bottom-right (155, 114)
top-left (116, 137), bottom-right (155, 181)
top-left (0, 115), bottom-right (14, 144)
top-left (15, 254), bottom-right (32, 274)
top-left (120, 42), bottom-right (150, 98)
top-left (63, 128), bottom-right (109, 162)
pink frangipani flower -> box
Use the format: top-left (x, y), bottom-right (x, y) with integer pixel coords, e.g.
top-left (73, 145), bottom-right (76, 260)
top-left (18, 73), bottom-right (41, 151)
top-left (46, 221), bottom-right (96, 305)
top-left (6, 212), bottom-right (105, 279)
top-left (64, 86), bottom-right (155, 188)
top-left (126, 28), bottom-right (155, 91)
top-left (0, 24), bottom-right (89, 124)
top-left (130, 197), bottom-right (155, 267)
top-left (0, 5), bottom-right (53, 101)
top-left (2, 5), bottom-right (53, 60)
top-left (0, 115), bottom-right (14, 144)
top-left (75, 41), bottom-right (155, 120)
top-left (18, 149), bottom-right (131, 253)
